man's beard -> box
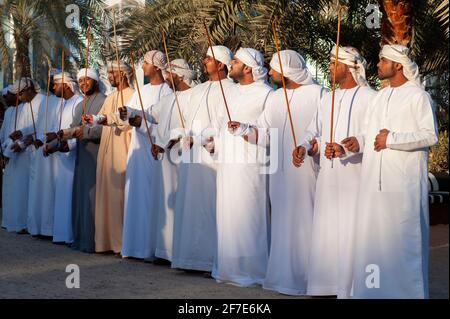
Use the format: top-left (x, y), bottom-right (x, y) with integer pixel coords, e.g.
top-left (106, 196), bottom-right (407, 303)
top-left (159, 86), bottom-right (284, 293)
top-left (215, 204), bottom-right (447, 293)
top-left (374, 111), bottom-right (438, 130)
top-left (83, 86), bottom-right (97, 96)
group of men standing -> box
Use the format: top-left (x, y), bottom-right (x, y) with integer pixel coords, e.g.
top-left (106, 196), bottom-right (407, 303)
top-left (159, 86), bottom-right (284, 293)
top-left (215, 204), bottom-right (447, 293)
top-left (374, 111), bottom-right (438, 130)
top-left (0, 41), bottom-right (438, 299)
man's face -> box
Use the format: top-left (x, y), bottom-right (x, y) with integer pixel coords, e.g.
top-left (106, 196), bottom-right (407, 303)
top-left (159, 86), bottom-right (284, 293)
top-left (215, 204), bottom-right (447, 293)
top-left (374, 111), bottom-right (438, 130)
top-left (269, 68), bottom-right (283, 86)
top-left (78, 77), bottom-right (96, 94)
top-left (166, 71), bottom-right (182, 90)
top-left (142, 61), bottom-right (162, 79)
top-left (202, 55), bottom-right (223, 76)
top-left (108, 70), bottom-right (122, 87)
top-left (18, 87), bottom-right (36, 103)
top-left (328, 59), bottom-right (348, 83)
top-left (229, 57), bottom-right (247, 81)
top-left (377, 57), bottom-right (398, 80)
top-left (53, 83), bottom-right (65, 97)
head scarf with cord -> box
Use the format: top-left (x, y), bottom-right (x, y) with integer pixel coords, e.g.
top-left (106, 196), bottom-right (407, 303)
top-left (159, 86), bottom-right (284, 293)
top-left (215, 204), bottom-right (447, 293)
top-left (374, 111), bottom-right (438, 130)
top-left (234, 47), bottom-right (268, 83)
top-left (379, 44), bottom-right (421, 87)
top-left (167, 59), bottom-right (198, 88)
top-left (330, 45), bottom-right (369, 87)
top-left (270, 50), bottom-right (315, 85)
top-left (107, 60), bottom-right (135, 89)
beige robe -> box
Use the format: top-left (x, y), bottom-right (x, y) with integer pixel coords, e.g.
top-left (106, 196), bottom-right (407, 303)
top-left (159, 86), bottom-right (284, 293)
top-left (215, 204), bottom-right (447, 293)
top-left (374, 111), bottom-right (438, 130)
top-left (95, 87), bottom-right (134, 253)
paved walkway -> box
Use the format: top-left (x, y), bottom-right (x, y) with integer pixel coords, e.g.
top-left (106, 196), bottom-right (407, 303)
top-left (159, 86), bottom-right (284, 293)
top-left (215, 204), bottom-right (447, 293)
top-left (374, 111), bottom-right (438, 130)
top-left (0, 224), bottom-right (448, 299)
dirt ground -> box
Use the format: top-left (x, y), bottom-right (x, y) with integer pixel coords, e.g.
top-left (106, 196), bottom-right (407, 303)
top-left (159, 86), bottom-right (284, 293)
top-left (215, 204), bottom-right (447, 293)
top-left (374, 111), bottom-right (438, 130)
top-left (0, 224), bottom-right (448, 299)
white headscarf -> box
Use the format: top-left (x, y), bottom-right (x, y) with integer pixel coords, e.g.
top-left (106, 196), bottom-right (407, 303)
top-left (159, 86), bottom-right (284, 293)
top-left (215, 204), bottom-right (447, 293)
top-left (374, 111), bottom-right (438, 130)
top-left (107, 60), bottom-right (134, 88)
top-left (270, 50), bottom-right (314, 85)
top-left (2, 85), bottom-right (12, 96)
top-left (330, 45), bottom-right (368, 87)
top-left (50, 68), bottom-right (61, 77)
top-left (10, 77), bottom-right (41, 94)
top-left (53, 72), bottom-right (79, 94)
top-left (379, 44), bottom-right (421, 87)
top-left (168, 59), bottom-right (198, 88)
top-left (77, 68), bottom-right (99, 82)
top-left (206, 45), bottom-right (233, 71)
top-left (234, 47), bottom-right (268, 83)
top-left (144, 50), bottom-right (167, 70)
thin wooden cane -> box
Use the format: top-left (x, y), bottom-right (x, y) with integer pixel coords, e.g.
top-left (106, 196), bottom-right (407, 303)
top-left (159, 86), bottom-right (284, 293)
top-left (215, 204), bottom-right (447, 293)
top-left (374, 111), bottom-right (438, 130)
top-left (161, 29), bottom-right (186, 129)
top-left (330, 5), bottom-right (343, 144)
top-left (112, 10), bottom-right (125, 109)
top-left (44, 67), bottom-right (51, 150)
top-left (129, 51), bottom-right (154, 147)
top-left (82, 23), bottom-right (92, 115)
top-left (271, 20), bottom-right (298, 148)
top-left (202, 20), bottom-right (232, 122)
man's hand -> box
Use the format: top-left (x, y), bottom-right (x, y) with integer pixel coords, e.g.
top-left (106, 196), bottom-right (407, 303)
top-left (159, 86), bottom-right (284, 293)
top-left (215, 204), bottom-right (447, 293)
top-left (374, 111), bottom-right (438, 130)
top-left (73, 126), bottom-right (84, 139)
top-left (82, 114), bottom-right (94, 125)
top-left (33, 139), bottom-right (44, 149)
top-left (46, 132), bottom-right (58, 143)
top-left (325, 142), bottom-right (345, 159)
top-left (307, 138), bottom-right (318, 157)
top-left (11, 142), bottom-right (22, 153)
top-left (57, 130), bottom-right (65, 140)
top-left (374, 129), bottom-right (389, 152)
top-left (129, 115), bottom-right (142, 128)
top-left (341, 136), bottom-right (360, 153)
top-left (23, 135), bottom-right (34, 147)
top-left (58, 141), bottom-right (70, 153)
top-left (151, 144), bottom-right (165, 160)
top-left (43, 143), bottom-right (57, 157)
top-left (167, 138), bottom-right (181, 150)
top-left (9, 130), bottom-right (23, 141)
top-left (228, 121), bottom-right (241, 132)
top-left (292, 146), bottom-right (306, 168)
top-left (119, 107), bottom-right (128, 121)
top-left (227, 121), bottom-right (250, 137)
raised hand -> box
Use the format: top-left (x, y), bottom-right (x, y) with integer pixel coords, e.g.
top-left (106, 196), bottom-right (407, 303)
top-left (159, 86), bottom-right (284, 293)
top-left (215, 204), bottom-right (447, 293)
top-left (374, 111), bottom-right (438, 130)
top-left (341, 136), bottom-right (359, 153)
top-left (129, 115), bottom-right (142, 128)
top-left (308, 138), bottom-right (319, 157)
top-left (292, 146), bottom-right (306, 168)
top-left (374, 129), bottom-right (389, 152)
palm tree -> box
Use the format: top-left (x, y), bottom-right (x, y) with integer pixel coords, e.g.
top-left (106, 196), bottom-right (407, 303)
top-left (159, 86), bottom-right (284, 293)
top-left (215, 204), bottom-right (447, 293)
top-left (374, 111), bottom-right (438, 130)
top-left (117, 0), bottom-right (447, 87)
top-left (0, 0), bottom-right (108, 83)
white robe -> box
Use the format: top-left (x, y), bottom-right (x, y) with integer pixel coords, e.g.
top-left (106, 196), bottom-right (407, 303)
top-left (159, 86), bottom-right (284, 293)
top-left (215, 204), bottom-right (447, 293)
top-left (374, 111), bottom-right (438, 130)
top-left (52, 94), bottom-right (84, 243)
top-left (303, 86), bottom-right (376, 298)
top-left (352, 81), bottom-right (438, 299)
top-left (1, 106), bottom-right (19, 230)
top-left (260, 84), bottom-right (325, 295)
top-left (121, 82), bottom-right (172, 259)
top-left (212, 81), bottom-right (273, 286)
top-left (27, 95), bottom-right (61, 236)
top-left (1, 94), bottom-right (41, 232)
top-left (172, 79), bottom-right (235, 271)
top-left (152, 89), bottom-right (192, 261)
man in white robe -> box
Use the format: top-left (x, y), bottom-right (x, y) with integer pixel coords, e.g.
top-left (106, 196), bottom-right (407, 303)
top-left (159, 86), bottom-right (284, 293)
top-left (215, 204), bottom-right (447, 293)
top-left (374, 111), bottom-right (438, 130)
top-left (293, 46), bottom-right (376, 298)
top-left (2, 78), bottom-right (43, 233)
top-left (346, 45), bottom-right (438, 299)
top-left (45, 72), bottom-right (83, 244)
top-left (234, 50), bottom-right (326, 294)
top-left (213, 48), bottom-right (273, 286)
top-left (150, 59), bottom-right (198, 262)
top-left (121, 50), bottom-right (172, 260)
top-left (27, 71), bottom-right (61, 237)
top-left (171, 45), bottom-right (235, 272)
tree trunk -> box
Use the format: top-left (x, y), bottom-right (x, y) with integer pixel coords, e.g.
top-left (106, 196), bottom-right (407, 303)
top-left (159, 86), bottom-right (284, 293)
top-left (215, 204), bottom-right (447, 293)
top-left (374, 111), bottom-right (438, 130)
top-left (379, 0), bottom-right (413, 47)
top-left (13, 31), bottom-right (31, 79)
